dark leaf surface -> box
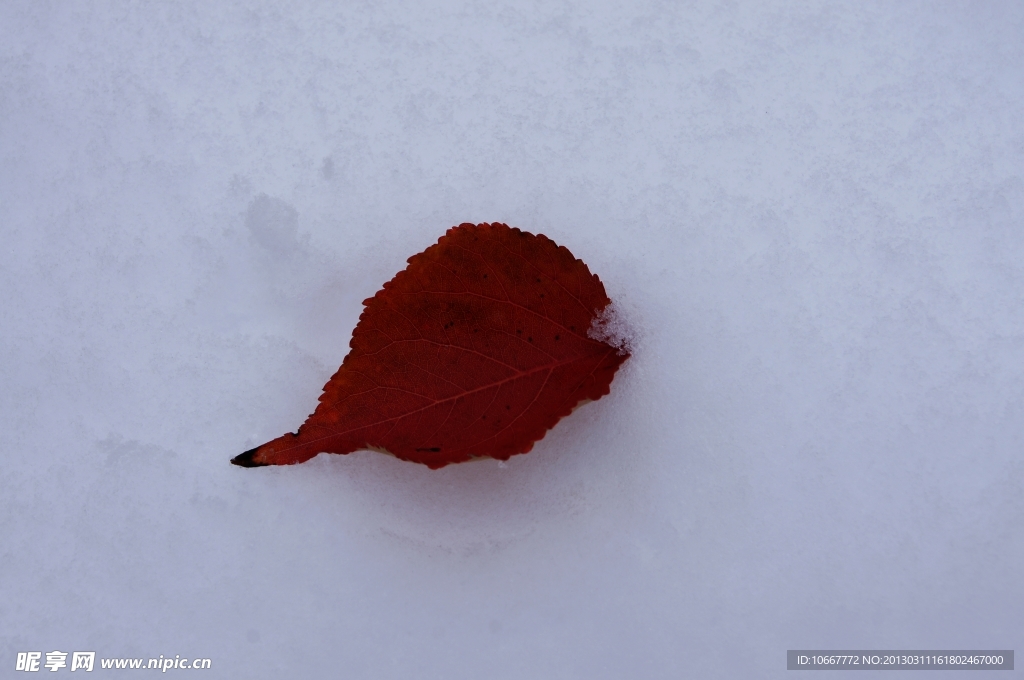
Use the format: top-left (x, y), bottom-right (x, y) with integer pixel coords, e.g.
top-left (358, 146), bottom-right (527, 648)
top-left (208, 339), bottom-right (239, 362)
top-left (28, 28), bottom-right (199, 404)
top-left (233, 222), bottom-right (628, 469)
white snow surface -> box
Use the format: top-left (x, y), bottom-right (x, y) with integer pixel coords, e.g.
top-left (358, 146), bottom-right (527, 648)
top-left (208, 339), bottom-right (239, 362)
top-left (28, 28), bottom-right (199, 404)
top-left (2, 2), bottom-right (1022, 678)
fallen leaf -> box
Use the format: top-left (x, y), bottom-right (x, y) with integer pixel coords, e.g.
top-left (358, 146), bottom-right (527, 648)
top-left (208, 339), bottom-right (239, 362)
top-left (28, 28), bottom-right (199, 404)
top-left (232, 222), bottom-right (629, 470)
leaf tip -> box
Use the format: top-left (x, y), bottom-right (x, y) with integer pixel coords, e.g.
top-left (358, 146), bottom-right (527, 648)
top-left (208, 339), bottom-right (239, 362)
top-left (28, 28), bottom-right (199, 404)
top-left (231, 447), bottom-right (269, 468)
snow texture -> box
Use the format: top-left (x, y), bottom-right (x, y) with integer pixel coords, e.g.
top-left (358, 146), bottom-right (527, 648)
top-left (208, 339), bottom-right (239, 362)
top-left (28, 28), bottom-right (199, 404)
top-left (2, 2), bottom-right (1022, 678)
top-left (588, 302), bottom-right (635, 356)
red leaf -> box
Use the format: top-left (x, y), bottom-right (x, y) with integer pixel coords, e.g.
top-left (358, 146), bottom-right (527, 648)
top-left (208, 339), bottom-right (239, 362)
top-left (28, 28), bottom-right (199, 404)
top-left (232, 222), bottom-right (629, 470)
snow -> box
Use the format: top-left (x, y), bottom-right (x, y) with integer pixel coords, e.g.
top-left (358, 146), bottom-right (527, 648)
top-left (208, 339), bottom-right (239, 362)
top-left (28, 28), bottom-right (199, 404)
top-left (2, 1), bottom-right (1022, 677)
